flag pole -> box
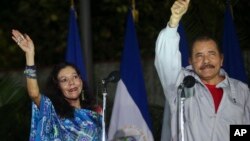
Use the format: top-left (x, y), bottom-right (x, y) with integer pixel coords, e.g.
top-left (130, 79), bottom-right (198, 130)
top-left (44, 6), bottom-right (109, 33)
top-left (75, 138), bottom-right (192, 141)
top-left (226, 0), bottom-right (233, 19)
top-left (70, 0), bottom-right (74, 7)
top-left (131, 0), bottom-right (139, 23)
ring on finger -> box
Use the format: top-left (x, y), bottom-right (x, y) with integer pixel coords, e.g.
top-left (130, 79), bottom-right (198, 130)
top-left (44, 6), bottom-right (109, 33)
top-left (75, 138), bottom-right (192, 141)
top-left (17, 37), bottom-right (21, 42)
top-left (17, 38), bottom-right (22, 45)
top-left (20, 35), bottom-right (25, 40)
top-left (17, 35), bottom-right (24, 42)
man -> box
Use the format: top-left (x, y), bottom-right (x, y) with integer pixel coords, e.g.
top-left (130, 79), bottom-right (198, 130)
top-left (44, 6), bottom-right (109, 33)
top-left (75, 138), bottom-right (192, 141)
top-left (154, 0), bottom-right (250, 141)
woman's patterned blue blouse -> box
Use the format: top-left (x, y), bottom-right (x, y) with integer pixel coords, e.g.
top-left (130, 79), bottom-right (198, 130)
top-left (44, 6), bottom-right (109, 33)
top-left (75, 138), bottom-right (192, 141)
top-left (29, 95), bottom-right (102, 141)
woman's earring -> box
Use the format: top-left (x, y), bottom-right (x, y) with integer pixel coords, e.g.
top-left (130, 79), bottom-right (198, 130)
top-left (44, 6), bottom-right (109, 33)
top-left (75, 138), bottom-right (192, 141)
top-left (81, 90), bottom-right (85, 101)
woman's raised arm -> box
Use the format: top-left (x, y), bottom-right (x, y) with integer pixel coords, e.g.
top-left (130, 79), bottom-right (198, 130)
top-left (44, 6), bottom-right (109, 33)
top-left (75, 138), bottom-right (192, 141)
top-left (12, 29), bottom-right (41, 106)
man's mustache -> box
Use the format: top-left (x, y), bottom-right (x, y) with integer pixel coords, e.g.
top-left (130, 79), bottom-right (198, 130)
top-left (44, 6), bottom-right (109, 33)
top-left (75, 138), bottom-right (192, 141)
top-left (200, 64), bottom-right (215, 70)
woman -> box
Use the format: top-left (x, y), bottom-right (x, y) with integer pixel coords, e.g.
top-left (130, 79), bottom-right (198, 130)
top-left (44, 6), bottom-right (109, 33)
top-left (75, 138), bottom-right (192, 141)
top-left (11, 29), bottom-right (102, 141)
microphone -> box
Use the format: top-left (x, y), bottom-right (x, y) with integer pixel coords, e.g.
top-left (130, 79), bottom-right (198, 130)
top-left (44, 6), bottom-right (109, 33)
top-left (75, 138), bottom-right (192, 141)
top-left (179, 75), bottom-right (196, 89)
top-left (102, 71), bottom-right (120, 85)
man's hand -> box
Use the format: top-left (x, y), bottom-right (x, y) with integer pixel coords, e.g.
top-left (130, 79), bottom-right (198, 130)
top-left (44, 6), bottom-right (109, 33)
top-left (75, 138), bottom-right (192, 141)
top-left (169, 0), bottom-right (190, 28)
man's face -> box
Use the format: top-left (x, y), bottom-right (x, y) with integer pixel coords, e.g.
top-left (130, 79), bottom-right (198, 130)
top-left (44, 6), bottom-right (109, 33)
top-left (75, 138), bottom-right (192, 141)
top-left (189, 39), bottom-right (223, 82)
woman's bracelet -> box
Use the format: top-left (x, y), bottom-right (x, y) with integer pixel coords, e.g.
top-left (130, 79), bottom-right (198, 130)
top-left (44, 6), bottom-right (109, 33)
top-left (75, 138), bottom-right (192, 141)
top-left (24, 65), bottom-right (37, 79)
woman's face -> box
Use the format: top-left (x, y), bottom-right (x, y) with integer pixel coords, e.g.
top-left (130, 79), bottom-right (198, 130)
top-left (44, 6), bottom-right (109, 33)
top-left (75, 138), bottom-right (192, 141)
top-left (57, 66), bottom-right (83, 101)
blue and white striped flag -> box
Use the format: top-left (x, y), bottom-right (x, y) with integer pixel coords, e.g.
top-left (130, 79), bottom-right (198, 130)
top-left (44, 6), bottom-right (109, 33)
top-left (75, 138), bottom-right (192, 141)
top-left (108, 10), bottom-right (154, 141)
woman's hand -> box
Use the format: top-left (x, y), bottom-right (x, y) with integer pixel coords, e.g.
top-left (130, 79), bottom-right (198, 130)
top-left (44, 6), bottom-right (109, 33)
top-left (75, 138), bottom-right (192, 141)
top-left (11, 29), bottom-right (35, 56)
top-left (12, 29), bottom-right (35, 65)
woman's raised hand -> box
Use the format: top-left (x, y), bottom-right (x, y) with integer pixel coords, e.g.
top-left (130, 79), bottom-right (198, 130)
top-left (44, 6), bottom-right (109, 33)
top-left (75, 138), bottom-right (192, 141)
top-left (11, 29), bottom-right (35, 56)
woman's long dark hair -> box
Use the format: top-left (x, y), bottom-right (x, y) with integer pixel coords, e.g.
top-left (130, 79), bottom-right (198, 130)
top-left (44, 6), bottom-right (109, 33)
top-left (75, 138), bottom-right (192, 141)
top-left (44, 62), bottom-right (97, 118)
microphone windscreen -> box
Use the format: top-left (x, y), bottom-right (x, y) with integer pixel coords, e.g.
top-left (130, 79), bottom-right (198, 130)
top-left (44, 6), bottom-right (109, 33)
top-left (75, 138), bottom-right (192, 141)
top-left (108, 71), bottom-right (120, 83)
top-left (183, 75), bottom-right (196, 88)
top-left (103, 71), bottom-right (120, 84)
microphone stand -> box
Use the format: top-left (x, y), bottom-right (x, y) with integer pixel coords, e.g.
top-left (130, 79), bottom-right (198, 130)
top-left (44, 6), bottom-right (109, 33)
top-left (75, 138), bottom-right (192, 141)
top-left (177, 86), bottom-right (186, 141)
top-left (100, 70), bottom-right (120, 141)
top-left (177, 75), bottom-right (196, 141)
top-left (101, 81), bottom-right (108, 141)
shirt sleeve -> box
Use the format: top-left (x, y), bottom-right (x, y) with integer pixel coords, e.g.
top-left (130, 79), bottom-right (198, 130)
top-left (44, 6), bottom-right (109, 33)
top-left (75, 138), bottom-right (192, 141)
top-left (154, 24), bottom-right (182, 102)
top-left (29, 95), bottom-right (61, 141)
